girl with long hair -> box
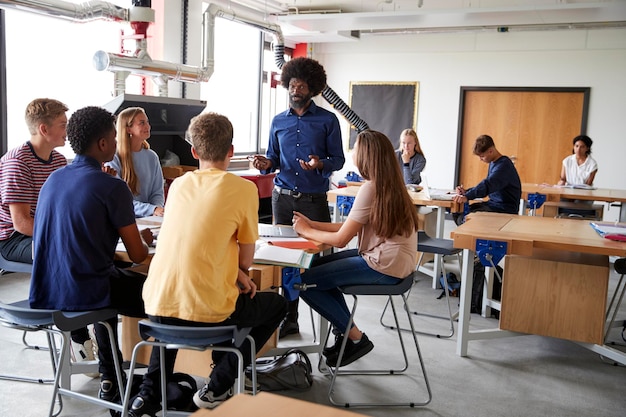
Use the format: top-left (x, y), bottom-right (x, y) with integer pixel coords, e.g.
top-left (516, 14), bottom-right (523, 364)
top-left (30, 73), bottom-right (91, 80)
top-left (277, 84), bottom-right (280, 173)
top-left (396, 128), bottom-right (426, 185)
top-left (107, 107), bottom-right (165, 217)
top-left (293, 130), bottom-right (419, 367)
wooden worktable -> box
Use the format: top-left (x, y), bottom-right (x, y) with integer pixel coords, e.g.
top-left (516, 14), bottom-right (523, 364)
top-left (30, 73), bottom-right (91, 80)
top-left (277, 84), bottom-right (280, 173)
top-left (327, 185), bottom-right (464, 212)
top-left (450, 212), bottom-right (626, 364)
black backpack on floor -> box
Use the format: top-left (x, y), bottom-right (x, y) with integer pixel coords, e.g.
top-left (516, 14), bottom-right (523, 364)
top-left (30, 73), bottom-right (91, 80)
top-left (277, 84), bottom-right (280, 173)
top-left (471, 259), bottom-right (502, 318)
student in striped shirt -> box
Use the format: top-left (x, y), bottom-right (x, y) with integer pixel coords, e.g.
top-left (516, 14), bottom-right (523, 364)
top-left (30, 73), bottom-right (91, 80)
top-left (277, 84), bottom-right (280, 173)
top-left (0, 98), bottom-right (99, 374)
top-left (0, 98), bottom-right (68, 264)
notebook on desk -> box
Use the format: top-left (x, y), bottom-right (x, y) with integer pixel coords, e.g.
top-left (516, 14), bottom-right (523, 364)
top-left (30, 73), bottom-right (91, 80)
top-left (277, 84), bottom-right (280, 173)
top-left (258, 224), bottom-right (299, 238)
top-left (589, 222), bottom-right (626, 242)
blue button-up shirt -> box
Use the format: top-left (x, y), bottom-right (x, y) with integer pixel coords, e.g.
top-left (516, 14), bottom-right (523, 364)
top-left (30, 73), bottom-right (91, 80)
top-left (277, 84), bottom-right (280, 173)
top-left (263, 100), bottom-right (345, 194)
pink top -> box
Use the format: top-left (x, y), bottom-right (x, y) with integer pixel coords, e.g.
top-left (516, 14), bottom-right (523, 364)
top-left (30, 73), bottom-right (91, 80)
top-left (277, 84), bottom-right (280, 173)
top-left (348, 181), bottom-right (417, 278)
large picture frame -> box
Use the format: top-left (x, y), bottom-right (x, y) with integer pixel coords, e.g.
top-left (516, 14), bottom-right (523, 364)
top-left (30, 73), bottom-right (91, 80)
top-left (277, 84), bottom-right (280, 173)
top-left (348, 81), bottom-right (419, 149)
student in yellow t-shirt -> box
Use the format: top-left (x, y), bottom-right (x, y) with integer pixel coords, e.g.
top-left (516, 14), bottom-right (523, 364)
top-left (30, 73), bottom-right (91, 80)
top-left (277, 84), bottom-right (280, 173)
top-left (128, 113), bottom-right (287, 415)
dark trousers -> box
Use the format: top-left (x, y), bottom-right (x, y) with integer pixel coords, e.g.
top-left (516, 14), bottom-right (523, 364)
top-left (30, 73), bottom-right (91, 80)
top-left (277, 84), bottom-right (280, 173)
top-left (0, 231), bottom-right (33, 264)
top-left (138, 292), bottom-right (287, 399)
top-left (93, 268), bottom-right (147, 380)
top-left (272, 189), bottom-right (330, 322)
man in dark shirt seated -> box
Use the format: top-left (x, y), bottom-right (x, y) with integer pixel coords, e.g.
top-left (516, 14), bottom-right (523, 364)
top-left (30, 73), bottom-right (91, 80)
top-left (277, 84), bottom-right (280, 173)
top-left (453, 134), bottom-right (521, 225)
top-left (30, 106), bottom-right (153, 405)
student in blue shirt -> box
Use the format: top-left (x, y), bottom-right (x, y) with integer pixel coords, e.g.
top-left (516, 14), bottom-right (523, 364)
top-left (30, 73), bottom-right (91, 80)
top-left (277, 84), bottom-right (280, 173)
top-left (452, 134), bottom-right (521, 225)
top-left (251, 57), bottom-right (345, 337)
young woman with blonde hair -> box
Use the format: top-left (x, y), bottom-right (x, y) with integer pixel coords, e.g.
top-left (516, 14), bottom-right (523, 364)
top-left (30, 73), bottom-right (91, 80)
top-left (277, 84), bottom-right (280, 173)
top-left (107, 107), bottom-right (165, 217)
top-left (293, 129), bottom-right (419, 367)
top-left (397, 128), bottom-right (426, 185)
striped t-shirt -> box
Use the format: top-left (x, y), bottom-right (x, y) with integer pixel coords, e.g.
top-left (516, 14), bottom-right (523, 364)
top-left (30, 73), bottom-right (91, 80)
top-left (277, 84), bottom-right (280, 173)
top-left (0, 142), bottom-right (67, 240)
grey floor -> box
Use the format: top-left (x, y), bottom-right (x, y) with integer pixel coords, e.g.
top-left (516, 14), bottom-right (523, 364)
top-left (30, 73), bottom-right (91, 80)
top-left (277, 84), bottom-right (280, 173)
top-left (1, 258), bottom-right (625, 417)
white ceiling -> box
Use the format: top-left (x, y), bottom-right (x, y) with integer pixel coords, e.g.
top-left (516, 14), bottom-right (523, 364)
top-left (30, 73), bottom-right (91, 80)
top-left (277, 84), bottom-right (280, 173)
top-left (230, 0), bottom-right (626, 43)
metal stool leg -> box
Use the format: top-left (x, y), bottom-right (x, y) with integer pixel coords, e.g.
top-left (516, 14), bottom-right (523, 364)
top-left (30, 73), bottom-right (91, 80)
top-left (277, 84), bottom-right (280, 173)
top-left (49, 312), bottom-right (125, 417)
top-left (605, 269), bottom-right (626, 344)
top-left (0, 326), bottom-right (59, 384)
top-left (381, 254), bottom-right (459, 338)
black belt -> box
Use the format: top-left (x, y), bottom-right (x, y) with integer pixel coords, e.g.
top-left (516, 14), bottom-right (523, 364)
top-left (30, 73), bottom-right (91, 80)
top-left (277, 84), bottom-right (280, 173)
top-left (274, 186), bottom-right (325, 200)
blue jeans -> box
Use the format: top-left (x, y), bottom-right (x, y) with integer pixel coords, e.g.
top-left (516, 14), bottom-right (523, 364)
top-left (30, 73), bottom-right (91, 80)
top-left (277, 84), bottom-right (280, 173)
top-left (299, 249), bottom-right (400, 334)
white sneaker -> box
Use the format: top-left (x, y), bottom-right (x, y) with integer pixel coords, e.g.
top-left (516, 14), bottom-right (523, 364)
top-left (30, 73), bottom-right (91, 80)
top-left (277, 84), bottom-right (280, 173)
top-left (193, 382), bottom-right (232, 409)
top-left (70, 339), bottom-right (99, 378)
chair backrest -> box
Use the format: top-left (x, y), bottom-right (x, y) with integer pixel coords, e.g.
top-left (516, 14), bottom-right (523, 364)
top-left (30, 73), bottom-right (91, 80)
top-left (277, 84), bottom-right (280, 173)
top-left (0, 252), bottom-right (33, 274)
top-left (138, 320), bottom-right (252, 348)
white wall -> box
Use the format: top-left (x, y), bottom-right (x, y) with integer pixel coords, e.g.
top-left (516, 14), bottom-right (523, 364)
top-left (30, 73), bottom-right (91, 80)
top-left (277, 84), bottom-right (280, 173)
top-left (313, 28), bottom-right (626, 193)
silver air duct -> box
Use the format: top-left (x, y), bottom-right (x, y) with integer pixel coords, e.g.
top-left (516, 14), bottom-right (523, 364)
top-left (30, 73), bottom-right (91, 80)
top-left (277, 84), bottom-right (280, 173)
top-left (92, 51), bottom-right (210, 84)
top-left (1, 0), bottom-right (369, 131)
top-left (0, 0), bottom-right (127, 22)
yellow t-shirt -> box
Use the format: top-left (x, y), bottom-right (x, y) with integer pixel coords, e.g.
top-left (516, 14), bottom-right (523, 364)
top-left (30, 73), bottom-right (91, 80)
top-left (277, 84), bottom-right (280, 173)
top-left (142, 168), bottom-right (259, 323)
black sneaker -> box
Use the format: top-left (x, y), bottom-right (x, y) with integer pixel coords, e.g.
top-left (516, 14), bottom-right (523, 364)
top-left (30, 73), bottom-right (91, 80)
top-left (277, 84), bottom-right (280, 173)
top-left (98, 379), bottom-right (120, 403)
top-left (325, 333), bottom-right (374, 368)
top-left (323, 333), bottom-right (344, 361)
top-left (128, 394), bottom-right (161, 417)
top-left (279, 320), bottom-right (299, 338)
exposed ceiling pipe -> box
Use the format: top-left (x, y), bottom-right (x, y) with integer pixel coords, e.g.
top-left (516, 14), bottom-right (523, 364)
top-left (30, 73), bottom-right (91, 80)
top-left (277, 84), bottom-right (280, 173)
top-left (0, 0), bottom-right (369, 131)
top-left (0, 0), bottom-right (127, 21)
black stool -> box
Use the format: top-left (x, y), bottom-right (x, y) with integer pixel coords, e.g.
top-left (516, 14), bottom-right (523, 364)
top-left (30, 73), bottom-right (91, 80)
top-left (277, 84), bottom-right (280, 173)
top-left (0, 299), bottom-right (59, 385)
top-left (324, 273), bottom-right (432, 408)
top-left (122, 320), bottom-right (256, 417)
top-left (382, 231), bottom-right (461, 338)
top-left (0, 300), bottom-right (122, 417)
top-left (49, 308), bottom-right (124, 417)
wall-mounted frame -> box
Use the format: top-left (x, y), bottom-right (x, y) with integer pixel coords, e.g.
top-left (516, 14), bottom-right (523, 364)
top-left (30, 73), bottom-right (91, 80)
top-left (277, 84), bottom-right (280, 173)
top-left (348, 81), bottom-right (419, 149)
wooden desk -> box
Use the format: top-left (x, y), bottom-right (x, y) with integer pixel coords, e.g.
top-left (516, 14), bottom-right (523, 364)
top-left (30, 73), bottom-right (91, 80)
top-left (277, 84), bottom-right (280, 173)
top-left (328, 186), bottom-right (464, 215)
top-left (451, 212), bottom-right (626, 364)
top-left (328, 186), bottom-right (464, 287)
top-left (522, 183), bottom-right (626, 221)
top-left (190, 392), bottom-right (367, 417)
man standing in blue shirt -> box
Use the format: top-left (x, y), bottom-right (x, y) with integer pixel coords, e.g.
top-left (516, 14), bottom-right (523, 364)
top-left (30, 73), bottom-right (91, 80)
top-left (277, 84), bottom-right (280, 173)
top-left (252, 57), bottom-right (345, 337)
top-left (452, 134), bottom-right (521, 224)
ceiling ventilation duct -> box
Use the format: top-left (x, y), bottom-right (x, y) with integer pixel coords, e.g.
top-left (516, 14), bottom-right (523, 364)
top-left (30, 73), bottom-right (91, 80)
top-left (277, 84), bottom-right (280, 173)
top-left (0, 0), bottom-right (369, 132)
